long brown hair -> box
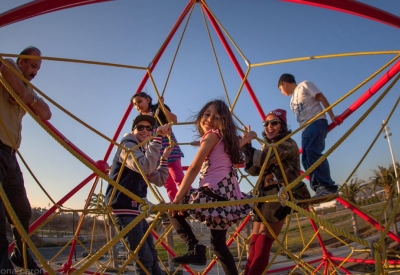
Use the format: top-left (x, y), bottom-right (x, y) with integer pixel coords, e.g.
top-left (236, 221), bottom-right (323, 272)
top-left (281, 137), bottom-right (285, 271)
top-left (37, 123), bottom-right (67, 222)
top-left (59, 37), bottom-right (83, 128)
top-left (194, 99), bottom-right (243, 164)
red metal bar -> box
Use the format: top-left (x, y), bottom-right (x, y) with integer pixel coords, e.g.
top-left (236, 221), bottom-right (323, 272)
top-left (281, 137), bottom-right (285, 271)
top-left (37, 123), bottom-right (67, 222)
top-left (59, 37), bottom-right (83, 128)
top-left (65, 173), bottom-right (106, 267)
top-left (42, 120), bottom-right (109, 267)
top-left (102, 0), bottom-right (196, 161)
top-left (307, 209), bottom-right (329, 256)
top-left (200, 3), bottom-right (266, 120)
top-left (283, 0), bottom-right (400, 30)
top-left (323, 261), bottom-right (329, 275)
top-left (329, 59), bottom-right (400, 131)
top-left (312, 261), bottom-right (325, 275)
top-left (42, 121), bottom-right (104, 169)
top-left (264, 258), bottom-right (322, 274)
top-left (39, 122), bottom-right (111, 266)
top-left (299, 57), bottom-right (400, 157)
top-left (331, 260), bottom-right (352, 275)
top-left (0, 0), bottom-right (113, 28)
top-left (8, 173), bottom-right (97, 253)
top-left (331, 256), bottom-right (400, 265)
top-left (336, 197), bottom-right (400, 243)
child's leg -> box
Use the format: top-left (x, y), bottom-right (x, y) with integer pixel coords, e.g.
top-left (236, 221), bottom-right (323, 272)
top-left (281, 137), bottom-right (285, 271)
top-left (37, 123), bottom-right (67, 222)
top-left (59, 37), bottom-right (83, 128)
top-left (164, 175), bottom-right (178, 202)
top-left (302, 119), bottom-right (335, 190)
top-left (244, 222), bottom-right (261, 275)
top-left (169, 211), bottom-right (206, 265)
top-left (247, 219), bottom-right (285, 274)
top-left (165, 159), bottom-right (184, 201)
top-left (144, 221), bottom-right (163, 275)
top-left (168, 158), bottom-right (185, 185)
top-left (210, 229), bottom-right (238, 275)
top-left (168, 211), bottom-right (199, 248)
top-left (116, 217), bottom-right (154, 275)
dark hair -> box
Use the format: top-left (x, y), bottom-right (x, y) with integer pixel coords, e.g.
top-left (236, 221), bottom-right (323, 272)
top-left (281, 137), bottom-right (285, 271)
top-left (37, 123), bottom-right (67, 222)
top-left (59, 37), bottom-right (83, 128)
top-left (277, 73), bottom-right (296, 87)
top-left (262, 122), bottom-right (292, 143)
top-left (131, 92), bottom-right (172, 125)
top-left (194, 99), bottom-right (244, 164)
top-left (17, 46), bottom-right (41, 64)
top-left (131, 92), bottom-right (153, 107)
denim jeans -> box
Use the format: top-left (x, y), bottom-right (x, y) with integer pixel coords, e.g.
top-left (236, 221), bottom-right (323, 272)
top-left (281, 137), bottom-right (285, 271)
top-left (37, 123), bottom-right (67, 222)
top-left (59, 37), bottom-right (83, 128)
top-left (115, 215), bottom-right (162, 275)
top-left (0, 148), bottom-right (32, 272)
top-left (301, 119), bottom-right (336, 192)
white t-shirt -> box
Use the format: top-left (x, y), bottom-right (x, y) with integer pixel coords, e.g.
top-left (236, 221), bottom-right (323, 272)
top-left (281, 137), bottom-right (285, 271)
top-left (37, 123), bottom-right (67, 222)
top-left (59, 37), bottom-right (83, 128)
top-left (290, 80), bottom-right (326, 127)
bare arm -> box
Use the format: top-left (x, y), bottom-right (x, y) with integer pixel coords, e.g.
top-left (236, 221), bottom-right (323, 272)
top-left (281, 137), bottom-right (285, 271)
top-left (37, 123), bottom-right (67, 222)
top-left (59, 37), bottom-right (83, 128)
top-left (158, 97), bottom-right (177, 123)
top-left (315, 93), bottom-right (341, 125)
top-left (239, 130), bottom-right (257, 147)
top-left (173, 132), bottom-right (219, 204)
top-left (1, 59), bottom-right (51, 120)
top-left (163, 108), bottom-right (177, 124)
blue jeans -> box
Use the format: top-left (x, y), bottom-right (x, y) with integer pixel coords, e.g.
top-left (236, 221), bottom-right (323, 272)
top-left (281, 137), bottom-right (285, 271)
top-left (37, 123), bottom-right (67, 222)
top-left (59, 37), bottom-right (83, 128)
top-left (302, 119), bottom-right (336, 192)
top-left (115, 215), bottom-right (162, 275)
top-left (0, 148), bottom-right (32, 273)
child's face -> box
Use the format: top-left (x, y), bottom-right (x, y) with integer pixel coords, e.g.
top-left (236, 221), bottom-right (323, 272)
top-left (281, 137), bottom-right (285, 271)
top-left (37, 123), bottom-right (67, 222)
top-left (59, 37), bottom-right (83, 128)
top-left (200, 104), bottom-right (221, 133)
top-left (264, 114), bottom-right (282, 140)
top-left (279, 82), bottom-right (292, 96)
top-left (132, 96), bottom-right (150, 114)
top-left (133, 121), bottom-right (153, 143)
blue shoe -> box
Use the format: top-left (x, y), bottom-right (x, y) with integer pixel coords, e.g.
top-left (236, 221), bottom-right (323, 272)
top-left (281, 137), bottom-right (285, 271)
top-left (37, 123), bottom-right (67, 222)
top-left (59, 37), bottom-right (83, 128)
top-left (312, 186), bottom-right (337, 198)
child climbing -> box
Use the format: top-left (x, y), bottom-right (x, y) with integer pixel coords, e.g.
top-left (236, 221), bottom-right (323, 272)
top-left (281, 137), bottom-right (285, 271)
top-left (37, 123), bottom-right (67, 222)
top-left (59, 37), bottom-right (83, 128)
top-left (131, 92), bottom-right (185, 202)
top-left (169, 99), bottom-right (254, 275)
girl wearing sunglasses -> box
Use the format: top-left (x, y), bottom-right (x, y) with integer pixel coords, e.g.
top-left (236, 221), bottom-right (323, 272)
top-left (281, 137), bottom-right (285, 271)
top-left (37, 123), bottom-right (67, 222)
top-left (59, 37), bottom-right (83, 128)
top-left (241, 108), bottom-right (310, 274)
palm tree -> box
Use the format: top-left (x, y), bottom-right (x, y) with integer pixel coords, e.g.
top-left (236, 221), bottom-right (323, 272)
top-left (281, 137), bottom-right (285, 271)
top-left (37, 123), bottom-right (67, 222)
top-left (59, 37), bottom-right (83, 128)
top-left (388, 162), bottom-right (400, 196)
top-left (339, 178), bottom-right (367, 236)
top-left (369, 165), bottom-right (398, 235)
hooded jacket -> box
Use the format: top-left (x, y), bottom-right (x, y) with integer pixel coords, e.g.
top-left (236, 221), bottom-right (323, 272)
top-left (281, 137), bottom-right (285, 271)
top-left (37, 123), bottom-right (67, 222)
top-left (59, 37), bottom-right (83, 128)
top-left (105, 133), bottom-right (168, 216)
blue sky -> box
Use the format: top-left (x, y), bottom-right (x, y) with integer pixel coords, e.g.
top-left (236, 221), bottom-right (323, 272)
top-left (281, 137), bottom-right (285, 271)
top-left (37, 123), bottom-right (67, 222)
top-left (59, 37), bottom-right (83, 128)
top-left (0, 0), bottom-right (399, 209)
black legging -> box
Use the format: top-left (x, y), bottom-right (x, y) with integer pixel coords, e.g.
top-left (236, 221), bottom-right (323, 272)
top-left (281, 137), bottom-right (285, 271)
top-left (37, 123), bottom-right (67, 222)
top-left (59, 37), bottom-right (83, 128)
top-left (210, 229), bottom-right (238, 275)
top-left (169, 212), bottom-right (199, 248)
top-left (169, 213), bottom-right (238, 275)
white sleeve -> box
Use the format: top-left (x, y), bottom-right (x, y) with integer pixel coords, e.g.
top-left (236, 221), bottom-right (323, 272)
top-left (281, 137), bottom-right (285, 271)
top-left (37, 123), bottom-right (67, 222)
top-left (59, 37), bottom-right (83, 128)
top-left (304, 81), bottom-right (322, 98)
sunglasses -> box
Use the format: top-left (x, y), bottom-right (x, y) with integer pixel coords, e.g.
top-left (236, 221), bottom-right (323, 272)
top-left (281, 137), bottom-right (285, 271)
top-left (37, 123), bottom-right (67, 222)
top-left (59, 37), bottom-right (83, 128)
top-left (135, 125), bottom-right (153, 132)
top-left (263, 119), bottom-right (280, 127)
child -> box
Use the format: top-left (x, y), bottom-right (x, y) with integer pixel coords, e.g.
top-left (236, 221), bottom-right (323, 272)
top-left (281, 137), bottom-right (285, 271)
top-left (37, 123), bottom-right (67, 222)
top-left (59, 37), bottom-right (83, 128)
top-left (169, 99), bottom-right (253, 275)
top-left (278, 74), bottom-right (340, 197)
top-left (105, 115), bottom-right (171, 275)
top-left (241, 109), bottom-right (310, 274)
top-left (131, 92), bottom-right (184, 202)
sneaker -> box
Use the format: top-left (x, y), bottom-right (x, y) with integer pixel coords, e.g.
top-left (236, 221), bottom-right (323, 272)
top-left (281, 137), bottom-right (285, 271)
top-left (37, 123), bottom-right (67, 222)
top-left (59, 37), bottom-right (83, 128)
top-left (172, 244), bottom-right (207, 266)
top-left (312, 186), bottom-right (337, 198)
top-left (10, 251), bottom-right (44, 275)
